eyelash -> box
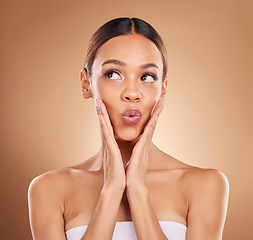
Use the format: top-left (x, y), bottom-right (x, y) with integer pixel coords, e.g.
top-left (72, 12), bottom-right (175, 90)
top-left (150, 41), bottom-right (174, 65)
top-left (104, 70), bottom-right (158, 82)
top-left (104, 70), bottom-right (121, 79)
top-left (141, 72), bottom-right (158, 81)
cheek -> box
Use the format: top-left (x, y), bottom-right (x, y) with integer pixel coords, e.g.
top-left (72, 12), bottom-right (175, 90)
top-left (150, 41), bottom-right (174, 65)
top-left (98, 87), bottom-right (119, 115)
top-left (144, 101), bottom-right (158, 124)
top-left (96, 80), bottom-right (119, 98)
top-left (99, 93), bottom-right (119, 121)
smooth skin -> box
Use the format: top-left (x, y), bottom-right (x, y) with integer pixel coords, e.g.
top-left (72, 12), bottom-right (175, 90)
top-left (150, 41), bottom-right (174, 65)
top-left (28, 34), bottom-right (229, 240)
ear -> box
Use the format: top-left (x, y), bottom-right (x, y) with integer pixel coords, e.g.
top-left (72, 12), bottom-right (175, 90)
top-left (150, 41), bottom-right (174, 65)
top-left (160, 75), bottom-right (168, 101)
top-left (80, 69), bottom-right (92, 99)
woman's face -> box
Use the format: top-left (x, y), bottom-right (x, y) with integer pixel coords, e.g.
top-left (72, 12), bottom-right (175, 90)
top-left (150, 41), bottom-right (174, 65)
top-left (87, 34), bottom-right (167, 141)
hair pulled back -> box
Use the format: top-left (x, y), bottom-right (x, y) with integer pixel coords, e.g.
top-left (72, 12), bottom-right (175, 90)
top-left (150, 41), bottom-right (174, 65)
top-left (84, 17), bottom-right (167, 81)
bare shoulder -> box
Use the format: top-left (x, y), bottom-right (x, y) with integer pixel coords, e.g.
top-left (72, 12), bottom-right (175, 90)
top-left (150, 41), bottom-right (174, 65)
top-left (162, 152), bottom-right (229, 185)
top-left (28, 168), bottom-right (85, 239)
top-left (181, 167), bottom-right (230, 192)
top-left (181, 166), bottom-right (230, 219)
top-left (179, 167), bottom-right (230, 238)
top-left (28, 167), bottom-right (90, 201)
top-left (29, 168), bottom-right (72, 196)
top-left (155, 149), bottom-right (229, 193)
top-left (28, 166), bottom-right (101, 200)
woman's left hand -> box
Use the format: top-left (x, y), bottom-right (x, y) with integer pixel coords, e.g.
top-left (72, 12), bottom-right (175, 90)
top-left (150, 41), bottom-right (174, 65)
top-left (125, 99), bottom-right (164, 192)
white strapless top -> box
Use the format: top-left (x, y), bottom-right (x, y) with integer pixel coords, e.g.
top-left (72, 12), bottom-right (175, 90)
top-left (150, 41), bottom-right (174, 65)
top-left (65, 221), bottom-right (187, 240)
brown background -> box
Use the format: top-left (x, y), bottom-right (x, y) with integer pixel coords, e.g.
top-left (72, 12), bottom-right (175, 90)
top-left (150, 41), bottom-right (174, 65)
top-left (1, 0), bottom-right (252, 239)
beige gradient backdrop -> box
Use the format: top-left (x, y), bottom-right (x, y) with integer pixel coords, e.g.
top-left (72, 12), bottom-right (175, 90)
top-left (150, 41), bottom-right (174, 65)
top-left (1, 0), bottom-right (252, 239)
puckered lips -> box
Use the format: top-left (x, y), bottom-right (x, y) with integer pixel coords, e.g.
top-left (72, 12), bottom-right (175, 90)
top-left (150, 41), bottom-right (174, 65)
top-left (121, 108), bottom-right (142, 125)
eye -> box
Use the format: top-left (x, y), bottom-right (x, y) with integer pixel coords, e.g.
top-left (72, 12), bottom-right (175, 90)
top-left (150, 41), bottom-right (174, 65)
top-left (140, 73), bottom-right (157, 83)
top-left (104, 70), bottom-right (121, 80)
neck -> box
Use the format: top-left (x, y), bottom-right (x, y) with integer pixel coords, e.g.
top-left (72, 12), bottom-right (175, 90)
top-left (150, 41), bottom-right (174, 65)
top-left (114, 138), bottom-right (138, 168)
top-left (94, 137), bottom-right (159, 171)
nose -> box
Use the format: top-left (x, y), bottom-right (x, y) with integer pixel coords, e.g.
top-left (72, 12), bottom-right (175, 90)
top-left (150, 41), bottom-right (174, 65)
top-left (121, 82), bottom-right (142, 102)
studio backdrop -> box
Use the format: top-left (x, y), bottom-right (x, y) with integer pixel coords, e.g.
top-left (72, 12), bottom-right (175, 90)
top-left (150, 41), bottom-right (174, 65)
top-left (1, 0), bottom-right (252, 239)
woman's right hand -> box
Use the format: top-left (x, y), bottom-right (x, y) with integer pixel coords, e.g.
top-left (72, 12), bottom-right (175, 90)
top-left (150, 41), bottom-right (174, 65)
top-left (96, 98), bottom-right (126, 192)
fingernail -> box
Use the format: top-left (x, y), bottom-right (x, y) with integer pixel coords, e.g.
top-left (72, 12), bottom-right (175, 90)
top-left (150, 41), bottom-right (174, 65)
top-left (96, 105), bottom-right (102, 115)
top-left (96, 99), bottom-right (101, 115)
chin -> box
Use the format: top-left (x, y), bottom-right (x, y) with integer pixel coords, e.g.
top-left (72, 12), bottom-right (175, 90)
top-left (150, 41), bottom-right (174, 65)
top-left (114, 127), bottom-right (143, 142)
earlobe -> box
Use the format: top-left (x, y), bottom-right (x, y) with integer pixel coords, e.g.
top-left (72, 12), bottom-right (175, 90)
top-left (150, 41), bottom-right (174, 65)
top-left (80, 69), bottom-right (92, 99)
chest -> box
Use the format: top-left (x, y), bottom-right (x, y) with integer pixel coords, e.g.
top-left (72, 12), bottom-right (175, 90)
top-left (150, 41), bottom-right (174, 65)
top-left (64, 171), bottom-right (188, 230)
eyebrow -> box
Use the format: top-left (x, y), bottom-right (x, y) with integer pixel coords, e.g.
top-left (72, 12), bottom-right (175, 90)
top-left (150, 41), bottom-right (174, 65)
top-left (101, 59), bottom-right (159, 70)
top-left (102, 59), bottom-right (126, 66)
top-left (140, 63), bottom-right (159, 70)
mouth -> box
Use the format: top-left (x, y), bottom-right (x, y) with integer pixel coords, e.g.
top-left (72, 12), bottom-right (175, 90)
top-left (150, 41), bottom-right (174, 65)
top-left (121, 108), bottom-right (142, 125)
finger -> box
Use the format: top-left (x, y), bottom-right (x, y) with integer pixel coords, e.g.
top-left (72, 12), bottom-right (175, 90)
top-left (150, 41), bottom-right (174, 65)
top-left (145, 100), bottom-right (163, 133)
top-left (97, 108), bottom-right (120, 155)
top-left (147, 115), bottom-right (159, 143)
top-left (138, 101), bottom-right (164, 147)
top-left (130, 115), bottom-right (159, 167)
top-left (148, 102), bottom-right (164, 140)
top-left (98, 99), bottom-right (120, 152)
top-left (96, 98), bottom-right (113, 139)
top-left (151, 99), bottom-right (164, 115)
top-left (144, 101), bottom-right (164, 135)
top-left (96, 108), bottom-right (106, 144)
top-left (97, 98), bottom-right (115, 137)
top-left (152, 100), bottom-right (164, 118)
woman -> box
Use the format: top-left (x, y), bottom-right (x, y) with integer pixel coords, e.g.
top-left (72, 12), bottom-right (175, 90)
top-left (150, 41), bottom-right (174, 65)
top-left (28, 17), bottom-right (229, 240)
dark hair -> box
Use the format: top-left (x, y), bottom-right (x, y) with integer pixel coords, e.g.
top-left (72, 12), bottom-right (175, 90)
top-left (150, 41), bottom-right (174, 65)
top-left (84, 17), bottom-right (167, 81)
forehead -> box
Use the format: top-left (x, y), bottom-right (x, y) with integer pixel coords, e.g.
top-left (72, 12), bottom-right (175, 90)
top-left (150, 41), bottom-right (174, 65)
top-left (94, 34), bottom-right (163, 69)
